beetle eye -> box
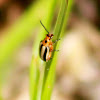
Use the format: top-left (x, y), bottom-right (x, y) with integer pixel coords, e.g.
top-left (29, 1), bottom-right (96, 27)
top-left (51, 34), bottom-right (53, 36)
top-left (45, 40), bottom-right (47, 43)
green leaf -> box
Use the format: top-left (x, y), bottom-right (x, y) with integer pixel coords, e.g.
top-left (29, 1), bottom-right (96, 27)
top-left (30, 0), bottom-right (74, 100)
top-left (41, 0), bottom-right (68, 100)
top-left (29, 0), bottom-right (57, 100)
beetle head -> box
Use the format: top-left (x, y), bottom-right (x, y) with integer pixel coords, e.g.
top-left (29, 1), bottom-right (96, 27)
top-left (47, 33), bottom-right (54, 39)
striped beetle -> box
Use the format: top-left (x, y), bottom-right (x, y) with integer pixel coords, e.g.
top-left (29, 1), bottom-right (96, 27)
top-left (39, 21), bottom-right (59, 62)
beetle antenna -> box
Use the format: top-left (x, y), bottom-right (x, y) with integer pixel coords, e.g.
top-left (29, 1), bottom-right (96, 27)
top-left (40, 20), bottom-right (49, 34)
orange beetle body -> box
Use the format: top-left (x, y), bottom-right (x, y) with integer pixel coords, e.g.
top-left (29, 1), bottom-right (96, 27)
top-left (39, 21), bottom-right (59, 62)
top-left (39, 33), bottom-right (54, 62)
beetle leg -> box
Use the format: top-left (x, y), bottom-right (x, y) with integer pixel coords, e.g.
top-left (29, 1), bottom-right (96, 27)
top-left (53, 38), bottom-right (61, 43)
top-left (49, 45), bottom-right (53, 52)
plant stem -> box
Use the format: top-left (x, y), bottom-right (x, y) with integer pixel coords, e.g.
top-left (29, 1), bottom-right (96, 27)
top-left (42, 0), bottom-right (68, 99)
top-left (30, 0), bottom-right (57, 100)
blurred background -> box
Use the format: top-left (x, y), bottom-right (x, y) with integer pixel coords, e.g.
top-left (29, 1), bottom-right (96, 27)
top-left (0, 0), bottom-right (100, 100)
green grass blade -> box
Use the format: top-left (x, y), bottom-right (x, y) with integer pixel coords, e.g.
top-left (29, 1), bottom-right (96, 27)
top-left (29, 0), bottom-right (57, 100)
top-left (41, 0), bottom-right (68, 100)
top-left (30, 57), bottom-right (40, 100)
top-left (61, 0), bottom-right (74, 37)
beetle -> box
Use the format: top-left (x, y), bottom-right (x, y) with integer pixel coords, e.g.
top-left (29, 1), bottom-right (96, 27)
top-left (39, 21), bottom-right (59, 62)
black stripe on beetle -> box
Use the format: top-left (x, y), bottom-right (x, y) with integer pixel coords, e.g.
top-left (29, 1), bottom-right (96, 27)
top-left (40, 44), bottom-right (43, 53)
top-left (43, 47), bottom-right (47, 61)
